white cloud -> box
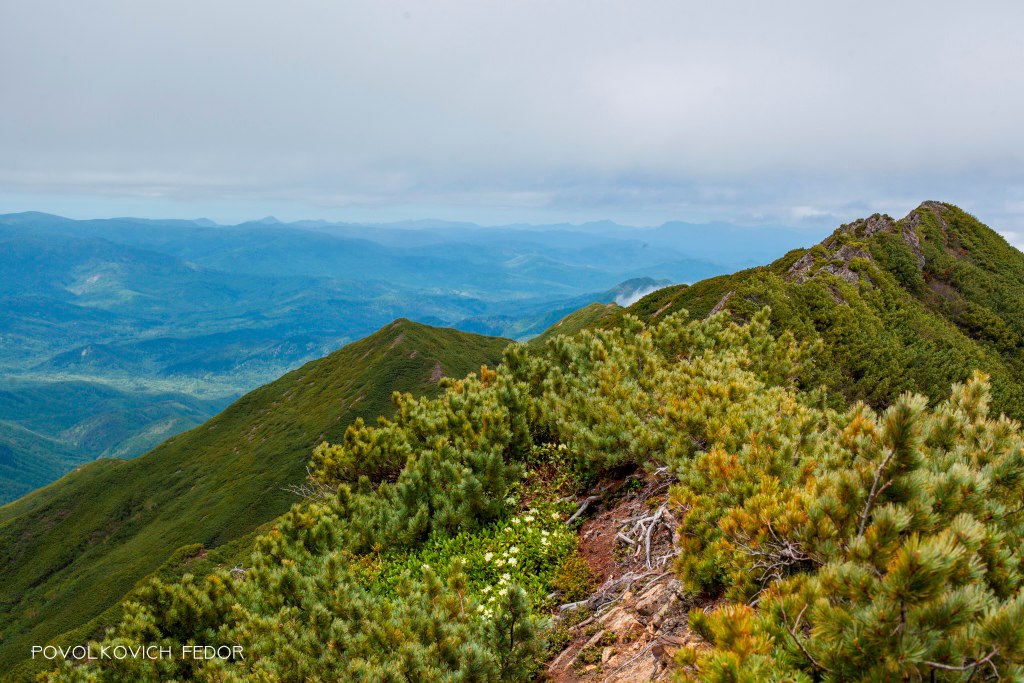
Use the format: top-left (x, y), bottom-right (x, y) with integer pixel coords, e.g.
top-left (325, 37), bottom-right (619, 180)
top-left (0, 0), bottom-right (1022, 234)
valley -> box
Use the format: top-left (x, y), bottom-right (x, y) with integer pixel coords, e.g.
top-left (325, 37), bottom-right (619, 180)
top-left (0, 212), bottom-right (823, 502)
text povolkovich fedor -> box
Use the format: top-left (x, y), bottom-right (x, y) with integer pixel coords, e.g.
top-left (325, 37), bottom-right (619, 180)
top-left (31, 644), bottom-right (244, 661)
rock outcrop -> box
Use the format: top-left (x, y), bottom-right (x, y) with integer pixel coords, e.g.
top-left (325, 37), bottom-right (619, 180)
top-left (546, 471), bottom-right (700, 682)
top-left (786, 203), bottom-right (941, 287)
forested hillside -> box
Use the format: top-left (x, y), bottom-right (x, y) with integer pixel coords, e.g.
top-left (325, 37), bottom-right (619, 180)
top-left (14, 202), bottom-right (1024, 681)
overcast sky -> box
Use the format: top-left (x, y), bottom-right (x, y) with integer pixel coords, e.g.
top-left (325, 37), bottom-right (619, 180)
top-left (1, 1), bottom-right (1022, 244)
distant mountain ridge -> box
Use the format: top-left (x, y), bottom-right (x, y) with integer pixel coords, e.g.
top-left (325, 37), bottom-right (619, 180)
top-left (0, 211), bottom-right (819, 501)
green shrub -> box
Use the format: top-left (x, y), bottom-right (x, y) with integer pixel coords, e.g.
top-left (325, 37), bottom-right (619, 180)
top-left (550, 554), bottom-right (596, 602)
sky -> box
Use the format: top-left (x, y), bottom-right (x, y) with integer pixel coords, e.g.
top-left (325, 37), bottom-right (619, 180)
top-left (1, 0), bottom-right (1023, 246)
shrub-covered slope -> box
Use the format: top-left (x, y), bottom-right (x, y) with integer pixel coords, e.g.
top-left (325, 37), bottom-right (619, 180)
top-left (620, 202), bottom-right (1024, 419)
top-left (0, 321), bottom-right (509, 678)
top-left (41, 304), bottom-right (1024, 682)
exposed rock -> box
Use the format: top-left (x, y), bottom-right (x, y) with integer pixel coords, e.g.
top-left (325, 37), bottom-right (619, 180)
top-left (786, 251), bottom-right (817, 281)
top-left (786, 210), bottom-right (930, 286)
top-left (787, 244), bottom-right (869, 286)
top-left (546, 471), bottom-right (703, 682)
top-left (902, 222), bottom-right (926, 269)
top-left (846, 213), bottom-right (897, 238)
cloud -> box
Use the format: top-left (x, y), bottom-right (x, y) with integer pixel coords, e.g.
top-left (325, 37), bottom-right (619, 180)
top-left (1, 0), bottom-right (1023, 234)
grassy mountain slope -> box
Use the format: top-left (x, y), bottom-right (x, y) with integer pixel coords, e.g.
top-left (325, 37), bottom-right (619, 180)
top-left (0, 423), bottom-right (80, 504)
top-left (609, 201), bottom-right (1024, 420)
top-left (527, 302), bottom-right (622, 347)
top-left (0, 321), bottom-right (509, 676)
top-left (0, 381), bottom-right (227, 505)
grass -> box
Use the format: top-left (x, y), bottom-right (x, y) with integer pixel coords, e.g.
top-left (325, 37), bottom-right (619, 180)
top-left (527, 302), bottom-right (621, 346)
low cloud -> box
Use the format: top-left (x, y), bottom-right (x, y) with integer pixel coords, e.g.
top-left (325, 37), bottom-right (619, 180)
top-left (0, 1), bottom-right (1022, 235)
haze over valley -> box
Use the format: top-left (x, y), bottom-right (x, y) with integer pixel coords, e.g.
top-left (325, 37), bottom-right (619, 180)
top-left (0, 210), bottom-right (825, 502)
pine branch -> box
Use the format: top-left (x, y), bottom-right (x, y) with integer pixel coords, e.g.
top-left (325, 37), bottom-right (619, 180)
top-left (780, 603), bottom-right (826, 673)
top-left (922, 647), bottom-right (999, 674)
top-left (858, 447), bottom-right (898, 536)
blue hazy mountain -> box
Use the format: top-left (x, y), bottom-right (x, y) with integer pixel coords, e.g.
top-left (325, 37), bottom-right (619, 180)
top-left (0, 211), bottom-right (820, 502)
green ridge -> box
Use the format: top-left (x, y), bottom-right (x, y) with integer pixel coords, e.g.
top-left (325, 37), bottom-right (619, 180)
top-left (566, 202), bottom-right (1024, 420)
top-left (527, 302), bottom-right (621, 346)
top-left (9, 200), bottom-right (1024, 681)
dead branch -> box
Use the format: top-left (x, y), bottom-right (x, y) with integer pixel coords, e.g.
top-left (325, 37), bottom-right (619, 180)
top-left (728, 524), bottom-right (813, 588)
top-left (644, 503), bottom-right (668, 568)
top-left (567, 495), bottom-right (600, 525)
top-left (283, 465), bottom-right (336, 501)
top-left (858, 447), bottom-right (898, 536)
top-left (923, 647), bottom-right (1000, 674)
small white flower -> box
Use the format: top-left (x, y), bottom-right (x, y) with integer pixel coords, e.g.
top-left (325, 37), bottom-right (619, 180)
top-left (482, 585), bottom-right (492, 593)
top-left (501, 573), bottom-right (511, 582)
top-left (541, 538), bottom-right (549, 546)
top-left (477, 604), bottom-right (486, 612)
top-left (523, 515), bottom-right (535, 523)
top-left (498, 588), bottom-right (508, 596)
top-left (484, 552), bottom-right (493, 562)
top-left (551, 512), bottom-right (561, 520)
top-left (512, 518), bottom-right (521, 525)
top-left (509, 546), bottom-right (519, 554)
top-left (496, 558), bottom-right (505, 566)
top-left (541, 530), bottom-right (549, 537)
top-left (508, 557), bottom-right (518, 566)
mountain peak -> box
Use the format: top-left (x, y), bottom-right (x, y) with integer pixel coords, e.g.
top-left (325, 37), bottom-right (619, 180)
top-left (786, 202), bottom-right (956, 286)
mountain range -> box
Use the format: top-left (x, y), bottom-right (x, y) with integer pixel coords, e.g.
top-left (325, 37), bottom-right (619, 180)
top-left (4, 201), bottom-right (1022, 680)
top-left (0, 211), bottom-right (825, 503)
